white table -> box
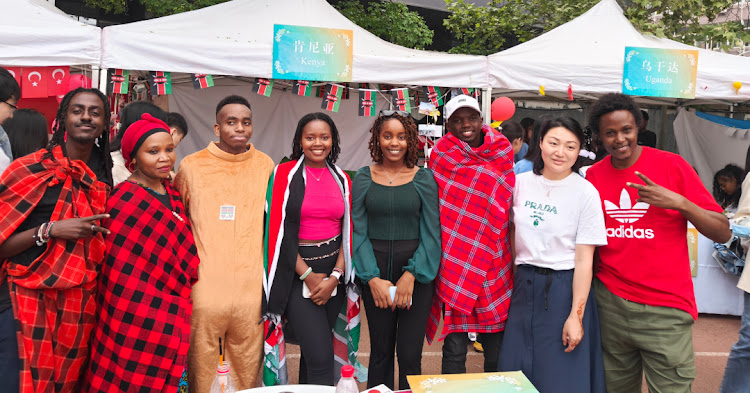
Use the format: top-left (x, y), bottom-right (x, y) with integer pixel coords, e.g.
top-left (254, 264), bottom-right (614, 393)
top-left (239, 385), bottom-right (335, 393)
top-left (692, 232), bottom-right (745, 316)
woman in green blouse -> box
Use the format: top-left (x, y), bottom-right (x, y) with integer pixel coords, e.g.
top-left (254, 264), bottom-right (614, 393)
top-left (352, 110), bottom-right (441, 390)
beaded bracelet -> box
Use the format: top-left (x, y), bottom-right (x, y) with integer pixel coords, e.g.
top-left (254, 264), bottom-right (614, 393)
top-left (44, 221), bottom-right (54, 240)
top-left (299, 266), bottom-right (313, 281)
top-left (35, 223), bottom-right (47, 246)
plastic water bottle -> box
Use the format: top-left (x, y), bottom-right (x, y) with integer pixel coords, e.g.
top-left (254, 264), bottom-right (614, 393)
top-left (209, 361), bottom-right (236, 393)
top-left (335, 365), bottom-right (359, 393)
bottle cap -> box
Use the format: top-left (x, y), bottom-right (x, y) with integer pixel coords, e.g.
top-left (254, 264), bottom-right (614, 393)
top-left (341, 365), bottom-right (354, 378)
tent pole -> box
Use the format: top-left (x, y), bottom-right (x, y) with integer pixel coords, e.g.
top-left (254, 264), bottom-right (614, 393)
top-left (482, 88), bottom-right (492, 125)
top-left (95, 66), bottom-right (107, 93)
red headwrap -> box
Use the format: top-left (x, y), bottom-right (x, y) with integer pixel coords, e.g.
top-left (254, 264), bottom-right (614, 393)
top-left (121, 113), bottom-right (170, 170)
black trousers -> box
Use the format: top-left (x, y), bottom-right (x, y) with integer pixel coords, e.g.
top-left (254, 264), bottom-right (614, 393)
top-left (0, 307), bottom-right (19, 393)
top-left (362, 238), bottom-right (433, 391)
top-left (442, 331), bottom-right (504, 374)
top-left (285, 237), bottom-right (346, 386)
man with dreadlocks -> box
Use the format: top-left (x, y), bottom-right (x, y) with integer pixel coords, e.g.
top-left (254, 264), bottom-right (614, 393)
top-left (175, 95), bottom-right (274, 391)
top-left (0, 87), bottom-right (113, 392)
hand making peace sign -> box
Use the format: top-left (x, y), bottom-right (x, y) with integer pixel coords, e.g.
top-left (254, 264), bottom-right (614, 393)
top-left (626, 171), bottom-right (686, 211)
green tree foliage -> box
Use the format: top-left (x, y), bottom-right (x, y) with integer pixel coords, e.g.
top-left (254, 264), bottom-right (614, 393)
top-left (445, 0), bottom-right (750, 55)
top-left (334, 0), bottom-right (434, 49)
top-left (85, 0), bottom-right (228, 17)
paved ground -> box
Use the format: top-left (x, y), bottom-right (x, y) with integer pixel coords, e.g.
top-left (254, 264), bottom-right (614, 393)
top-left (282, 312), bottom-right (741, 392)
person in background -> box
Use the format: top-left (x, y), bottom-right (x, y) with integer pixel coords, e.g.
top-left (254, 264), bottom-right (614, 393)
top-left (0, 67), bottom-right (21, 172)
top-left (521, 117), bottom-right (535, 145)
top-left (167, 111), bottom-right (189, 147)
top-left (110, 101), bottom-right (168, 186)
top-left (515, 115), bottom-right (553, 175)
top-left (500, 120), bottom-right (526, 163)
top-left (352, 111), bottom-right (440, 390)
top-left (498, 117), bottom-right (607, 393)
top-left (175, 95), bottom-right (274, 392)
top-left (84, 114), bottom-right (199, 392)
top-left (429, 95), bottom-right (515, 374)
top-left (637, 110), bottom-right (657, 148)
top-left (0, 87), bottom-right (113, 392)
top-left (3, 108), bottom-right (49, 161)
top-left (585, 93), bottom-right (730, 393)
top-left (713, 164), bottom-right (744, 213)
top-left (720, 145), bottom-right (750, 392)
top-left (264, 112), bottom-right (353, 386)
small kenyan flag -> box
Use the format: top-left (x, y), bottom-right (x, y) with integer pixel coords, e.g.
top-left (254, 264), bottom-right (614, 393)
top-left (321, 84), bottom-right (344, 113)
top-left (341, 83), bottom-right (350, 100)
top-left (254, 78), bottom-right (273, 97)
top-left (315, 84), bottom-right (326, 98)
top-left (390, 88), bottom-right (411, 112)
top-left (148, 71), bottom-right (172, 96)
top-left (191, 73), bottom-right (214, 89)
top-left (107, 69), bottom-right (130, 95)
top-left (359, 90), bottom-right (377, 117)
top-left (422, 86), bottom-right (443, 106)
top-left (294, 80), bottom-right (312, 97)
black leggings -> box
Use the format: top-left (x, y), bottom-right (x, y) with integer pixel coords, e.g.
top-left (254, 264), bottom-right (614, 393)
top-left (284, 237), bottom-right (345, 386)
top-left (361, 239), bottom-right (434, 390)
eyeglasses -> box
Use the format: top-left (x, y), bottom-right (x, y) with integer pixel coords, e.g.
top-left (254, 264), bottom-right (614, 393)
top-left (2, 101), bottom-right (17, 110)
top-left (379, 110), bottom-right (411, 118)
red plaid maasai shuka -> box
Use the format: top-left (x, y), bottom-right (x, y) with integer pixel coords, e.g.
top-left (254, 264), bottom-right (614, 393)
top-left (83, 181), bottom-right (199, 392)
top-left (0, 146), bottom-right (108, 392)
top-left (426, 125), bottom-right (515, 343)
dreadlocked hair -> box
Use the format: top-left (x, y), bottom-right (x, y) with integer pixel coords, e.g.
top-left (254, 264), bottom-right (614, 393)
top-left (368, 114), bottom-right (419, 168)
top-left (290, 112), bottom-right (341, 165)
top-left (46, 87), bottom-right (114, 186)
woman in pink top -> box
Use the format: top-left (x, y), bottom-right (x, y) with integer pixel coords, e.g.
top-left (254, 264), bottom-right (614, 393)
top-left (263, 112), bottom-right (354, 385)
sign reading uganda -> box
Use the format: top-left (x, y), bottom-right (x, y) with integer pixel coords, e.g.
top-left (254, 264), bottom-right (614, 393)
top-left (622, 47), bottom-right (699, 99)
top-left (273, 24), bottom-right (353, 82)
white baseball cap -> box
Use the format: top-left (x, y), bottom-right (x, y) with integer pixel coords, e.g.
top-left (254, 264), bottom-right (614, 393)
top-left (444, 94), bottom-right (481, 122)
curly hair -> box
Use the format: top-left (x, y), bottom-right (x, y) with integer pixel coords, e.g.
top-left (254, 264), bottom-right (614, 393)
top-left (367, 114), bottom-right (419, 168)
top-left (587, 93), bottom-right (643, 138)
top-left (47, 88), bottom-right (113, 186)
top-left (713, 164), bottom-right (744, 209)
top-left (290, 112), bottom-right (341, 165)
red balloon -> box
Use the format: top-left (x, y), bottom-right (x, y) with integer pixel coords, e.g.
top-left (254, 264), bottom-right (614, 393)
top-left (491, 97), bottom-right (515, 122)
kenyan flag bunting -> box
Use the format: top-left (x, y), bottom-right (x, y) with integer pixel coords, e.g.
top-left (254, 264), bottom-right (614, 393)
top-left (422, 86), bottom-right (443, 106)
top-left (294, 80), bottom-right (312, 97)
top-left (254, 78), bottom-right (273, 97)
top-left (341, 83), bottom-right (350, 100)
top-left (358, 90), bottom-right (377, 117)
top-left (107, 69), bottom-right (130, 95)
top-left (148, 71), bottom-right (172, 96)
top-left (390, 88), bottom-right (411, 112)
top-left (315, 84), bottom-right (326, 98)
top-left (321, 84), bottom-right (344, 112)
top-left (191, 73), bottom-right (214, 89)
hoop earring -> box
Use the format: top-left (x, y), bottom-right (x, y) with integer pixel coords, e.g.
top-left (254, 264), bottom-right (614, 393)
top-left (127, 161), bottom-right (136, 172)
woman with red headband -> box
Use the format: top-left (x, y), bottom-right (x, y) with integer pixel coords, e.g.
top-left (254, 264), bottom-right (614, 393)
top-left (84, 113), bottom-right (200, 392)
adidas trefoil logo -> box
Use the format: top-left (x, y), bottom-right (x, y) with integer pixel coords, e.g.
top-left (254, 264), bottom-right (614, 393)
top-left (604, 189), bottom-right (649, 223)
top-left (604, 189), bottom-right (654, 239)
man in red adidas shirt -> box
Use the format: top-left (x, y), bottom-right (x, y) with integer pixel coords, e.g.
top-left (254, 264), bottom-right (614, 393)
top-left (585, 93), bottom-right (730, 393)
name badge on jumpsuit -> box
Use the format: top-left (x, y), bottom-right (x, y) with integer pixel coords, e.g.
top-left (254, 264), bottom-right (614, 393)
top-left (220, 205), bottom-right (236, 221)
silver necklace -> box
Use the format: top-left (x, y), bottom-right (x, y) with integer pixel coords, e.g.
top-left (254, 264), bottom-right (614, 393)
top-left (307, 167), bottom-right (324, 182)
top-left (383, 165), bottom-right (405, 184)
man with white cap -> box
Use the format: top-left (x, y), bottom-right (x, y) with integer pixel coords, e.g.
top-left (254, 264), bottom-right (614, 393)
top-left (427, 94), bottom-right (516, 373)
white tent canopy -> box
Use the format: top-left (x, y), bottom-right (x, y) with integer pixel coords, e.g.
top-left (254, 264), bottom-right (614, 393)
top-left (0, 0), bottom-right (100, 66)
top-left (488, 0), bottom-right (750, 103)
top-left (101, 0), bottom-right (487, 87)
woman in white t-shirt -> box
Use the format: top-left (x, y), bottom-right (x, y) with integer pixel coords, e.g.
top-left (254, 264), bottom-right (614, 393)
top-left (497, 117), bottom-right (607, 393)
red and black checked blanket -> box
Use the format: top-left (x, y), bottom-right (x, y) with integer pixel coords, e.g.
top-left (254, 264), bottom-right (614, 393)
top-left (84, 180), bottom-right (199, 392)
top-left (427, 125), bottom-right (515, 342)
top-left (0, 146), bottom-right (108, 392)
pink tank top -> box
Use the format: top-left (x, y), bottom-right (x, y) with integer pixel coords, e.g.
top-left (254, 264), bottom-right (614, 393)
top-left (299, 166), bottom-right (344, 240)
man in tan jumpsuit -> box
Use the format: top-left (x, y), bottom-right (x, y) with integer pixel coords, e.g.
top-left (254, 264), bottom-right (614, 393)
top-left (175, 95), bottom-right (274, 391)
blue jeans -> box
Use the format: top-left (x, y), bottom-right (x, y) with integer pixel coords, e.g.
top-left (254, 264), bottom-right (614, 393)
top-left (0, 307), bottom-right (19, 393)
top-left (720, 292), bottom-right (750, 392)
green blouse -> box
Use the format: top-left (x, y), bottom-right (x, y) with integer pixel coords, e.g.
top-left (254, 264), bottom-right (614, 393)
top-left (351, 166), bottom-right (441, 284)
